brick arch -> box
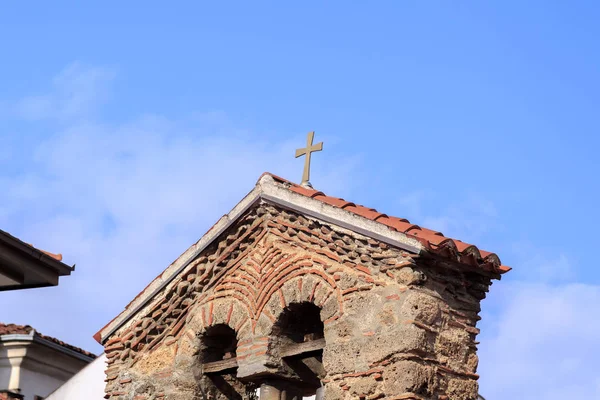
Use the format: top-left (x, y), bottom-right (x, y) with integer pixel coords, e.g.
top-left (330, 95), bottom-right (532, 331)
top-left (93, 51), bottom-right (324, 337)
top-left (182, 297), bottom-right (253, 358)
top-left (182, 301), bottom-right (256, 400)
top-left (254, 272), bottom-right (342, 337)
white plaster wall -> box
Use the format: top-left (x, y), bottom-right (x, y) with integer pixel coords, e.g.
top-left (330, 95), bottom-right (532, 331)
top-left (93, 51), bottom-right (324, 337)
top-left (0, 365), bottom-right (10, 392)
top-left (19, 367), bottom-right (63, 400)
top-left (45, 354), bottom-right (106, 400)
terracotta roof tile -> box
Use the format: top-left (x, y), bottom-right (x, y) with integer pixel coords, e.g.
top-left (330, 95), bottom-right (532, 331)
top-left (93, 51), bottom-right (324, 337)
top-left (478, 249), bottom-right (493, 259)
top-left (454, 240), bottom-right (477, 253)
top-left (379, 217), bottom-right (420, 233)
top-left (315, 196), bottom-right (355, 209)
top-left (28, 246), bottom-right (63, 261)
top-left (409, 230), bottom-right (453, 246)
top-left (40, 249), bottom-right (63, 261)
top-left (0, 323), bottom-right (32, 335)
top-left (265, 173), bottom-right (511, 274)
top-left (289, 186), bottom-right (324, 198)
top-left (417, 227), bottom-right (444, 236)
top-left (0, 323), bottom-right (96, 359)
top-left (343, 205), bottom-right (388, 221)
top-left (1, 231), bottom-right (65, 262)
top-left (498, 265), bottom-right (512, 273)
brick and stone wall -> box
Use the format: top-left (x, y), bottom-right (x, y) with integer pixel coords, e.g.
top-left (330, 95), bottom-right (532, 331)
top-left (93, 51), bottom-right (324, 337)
top-left (101, 203), bottom-right (495, 400)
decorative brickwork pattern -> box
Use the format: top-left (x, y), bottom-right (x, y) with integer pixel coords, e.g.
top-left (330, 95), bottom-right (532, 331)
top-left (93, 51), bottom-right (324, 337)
top-left (265, 173), bottom-right (510, 274)
top-left (101, 203), bottom-right (498, 400)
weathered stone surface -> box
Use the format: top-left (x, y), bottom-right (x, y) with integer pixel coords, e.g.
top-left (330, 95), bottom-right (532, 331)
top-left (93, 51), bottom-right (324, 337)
top-left (400, 291), bottom-right (441, 325)
top-left (323, 340), bottom-right (365, 375)
top-left (383, 361), bottom-right (435, 396)
top-left (393, 266), bottom-right (427, 286)
top-left (446, 378), bottom-right (479, 400)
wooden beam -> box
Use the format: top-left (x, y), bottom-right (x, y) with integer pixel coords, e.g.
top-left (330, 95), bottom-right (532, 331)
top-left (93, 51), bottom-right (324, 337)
top-left (202, 358), bottom-right (238, 373)
top-left (284, 356), bottom-right (325, 385)
top-left (280, 338), bottom-right (325, 358)
top-left (301, 356), bottom-right (326, 379)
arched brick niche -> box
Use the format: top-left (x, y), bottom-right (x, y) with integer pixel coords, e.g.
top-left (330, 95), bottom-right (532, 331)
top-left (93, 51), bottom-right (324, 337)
top-left (195, 323), bottom-right (258, 400)
top-left (255, 269), bottom-right (343, 338)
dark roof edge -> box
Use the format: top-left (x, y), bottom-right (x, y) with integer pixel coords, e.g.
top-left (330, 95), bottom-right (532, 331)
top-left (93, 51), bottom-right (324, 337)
top-left (32, 334), bottom-right (96, 362)
top-left (0, 330), bottom-right (96, 362)
top-left (0, 230), bottom-right (73, 275)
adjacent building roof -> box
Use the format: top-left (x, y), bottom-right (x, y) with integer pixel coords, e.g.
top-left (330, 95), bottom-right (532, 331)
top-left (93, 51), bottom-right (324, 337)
top-left (95, 172), bottom-right (510, 344)
top-left (0, 323), bottom-right (96, 360)
top-left (0, 229), bottom-right (74, 291)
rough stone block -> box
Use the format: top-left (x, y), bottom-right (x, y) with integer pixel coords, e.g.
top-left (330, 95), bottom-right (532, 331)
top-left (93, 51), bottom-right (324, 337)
top-left (435, 328), bottom-right (470, 369)
top-left (400, 291), bottom-right (441, 325)
top-left (363, 324), bottom-right (433, 365)
top-left (323, 340), bottom-right (366, 375)
top-left (383, 361), bottom-right (435, 396)
top-left (446, 378), bottom-right (479, 400)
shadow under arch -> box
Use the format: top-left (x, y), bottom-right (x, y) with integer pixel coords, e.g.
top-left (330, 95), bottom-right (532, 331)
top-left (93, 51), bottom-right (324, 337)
top-left (201, 323), bottom-right (238, 364)
top-left (196, 323), bottom-right (258, 400)
top-left (265, 301), bottom-right (327, 398)
top-left (273, 302), bottom-right (325, 344)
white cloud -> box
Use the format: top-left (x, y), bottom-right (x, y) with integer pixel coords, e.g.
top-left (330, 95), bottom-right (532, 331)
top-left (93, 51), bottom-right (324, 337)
top-left (511, 243), bottom-right (576, 282)
top-left (397, 190), bottom-right (499, 244)
top-left (478, 281), bottom-right (600, 399)
top-left (0, 64), bottom-right (358, 353)
top-left (14, 62), bottom-right (115, 121)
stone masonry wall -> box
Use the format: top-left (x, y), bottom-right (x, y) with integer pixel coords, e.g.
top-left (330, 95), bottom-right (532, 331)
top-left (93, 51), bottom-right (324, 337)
top-left (101, 203), bottom-right (494, 400)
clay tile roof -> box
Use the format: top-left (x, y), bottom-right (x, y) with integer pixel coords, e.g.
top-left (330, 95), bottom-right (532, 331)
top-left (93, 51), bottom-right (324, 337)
top-left (344, 205), bottom-right (388, 221)
top-left (0, 229), bottom-right (65, 263)
top-left (0, 323), bottom-right (32, 335)
top-left (26, 244), bottom-right (63, 261)
top-left (0, 323), bottom-right (96, 359)
top-left (316, 196), bottom-right (355, 208)
top-left (289, 186), bottom-right (324, 198)
top-left (265, 173), bottom-right (511, 274)
top-left (378, 216), bottom-right (420, 233)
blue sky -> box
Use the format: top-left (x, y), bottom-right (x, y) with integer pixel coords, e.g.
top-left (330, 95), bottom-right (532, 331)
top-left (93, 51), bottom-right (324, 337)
top-left (1, 2), bottom-right (599, 398)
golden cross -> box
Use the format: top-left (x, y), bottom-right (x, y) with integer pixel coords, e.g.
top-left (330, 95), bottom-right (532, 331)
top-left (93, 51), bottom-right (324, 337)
top-left (295, 131), bottom-right (323, 187)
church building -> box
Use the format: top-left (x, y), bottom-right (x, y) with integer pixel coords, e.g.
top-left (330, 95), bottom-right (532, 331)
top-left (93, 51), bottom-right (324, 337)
top-left (95, 166), bottom-right (509, 399)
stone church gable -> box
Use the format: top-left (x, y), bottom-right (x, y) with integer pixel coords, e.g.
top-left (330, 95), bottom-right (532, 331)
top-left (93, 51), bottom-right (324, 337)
top-left (96, 173), bottom-right (509, 400)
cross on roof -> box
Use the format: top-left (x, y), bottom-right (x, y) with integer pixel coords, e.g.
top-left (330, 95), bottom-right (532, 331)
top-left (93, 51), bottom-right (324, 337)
top-left (295, 131), bottom-right (323, 187)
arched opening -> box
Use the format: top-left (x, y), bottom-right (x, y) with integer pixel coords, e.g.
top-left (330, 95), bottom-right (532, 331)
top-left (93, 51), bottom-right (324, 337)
top-left (201, 324), bottom-right (238, 364)
top-left (275, 302), bottom-right (324, 345)
top-left (263, 302), bottom-right (326, 399)
top-left (198, 324), bottom-right (256, 400)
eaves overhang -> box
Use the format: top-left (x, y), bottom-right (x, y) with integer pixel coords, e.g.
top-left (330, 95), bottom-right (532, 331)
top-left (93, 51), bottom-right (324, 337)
top-left (0, 332), bottom-right (95, 363)
top-left (0, 230), bottom-right (74, 291)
